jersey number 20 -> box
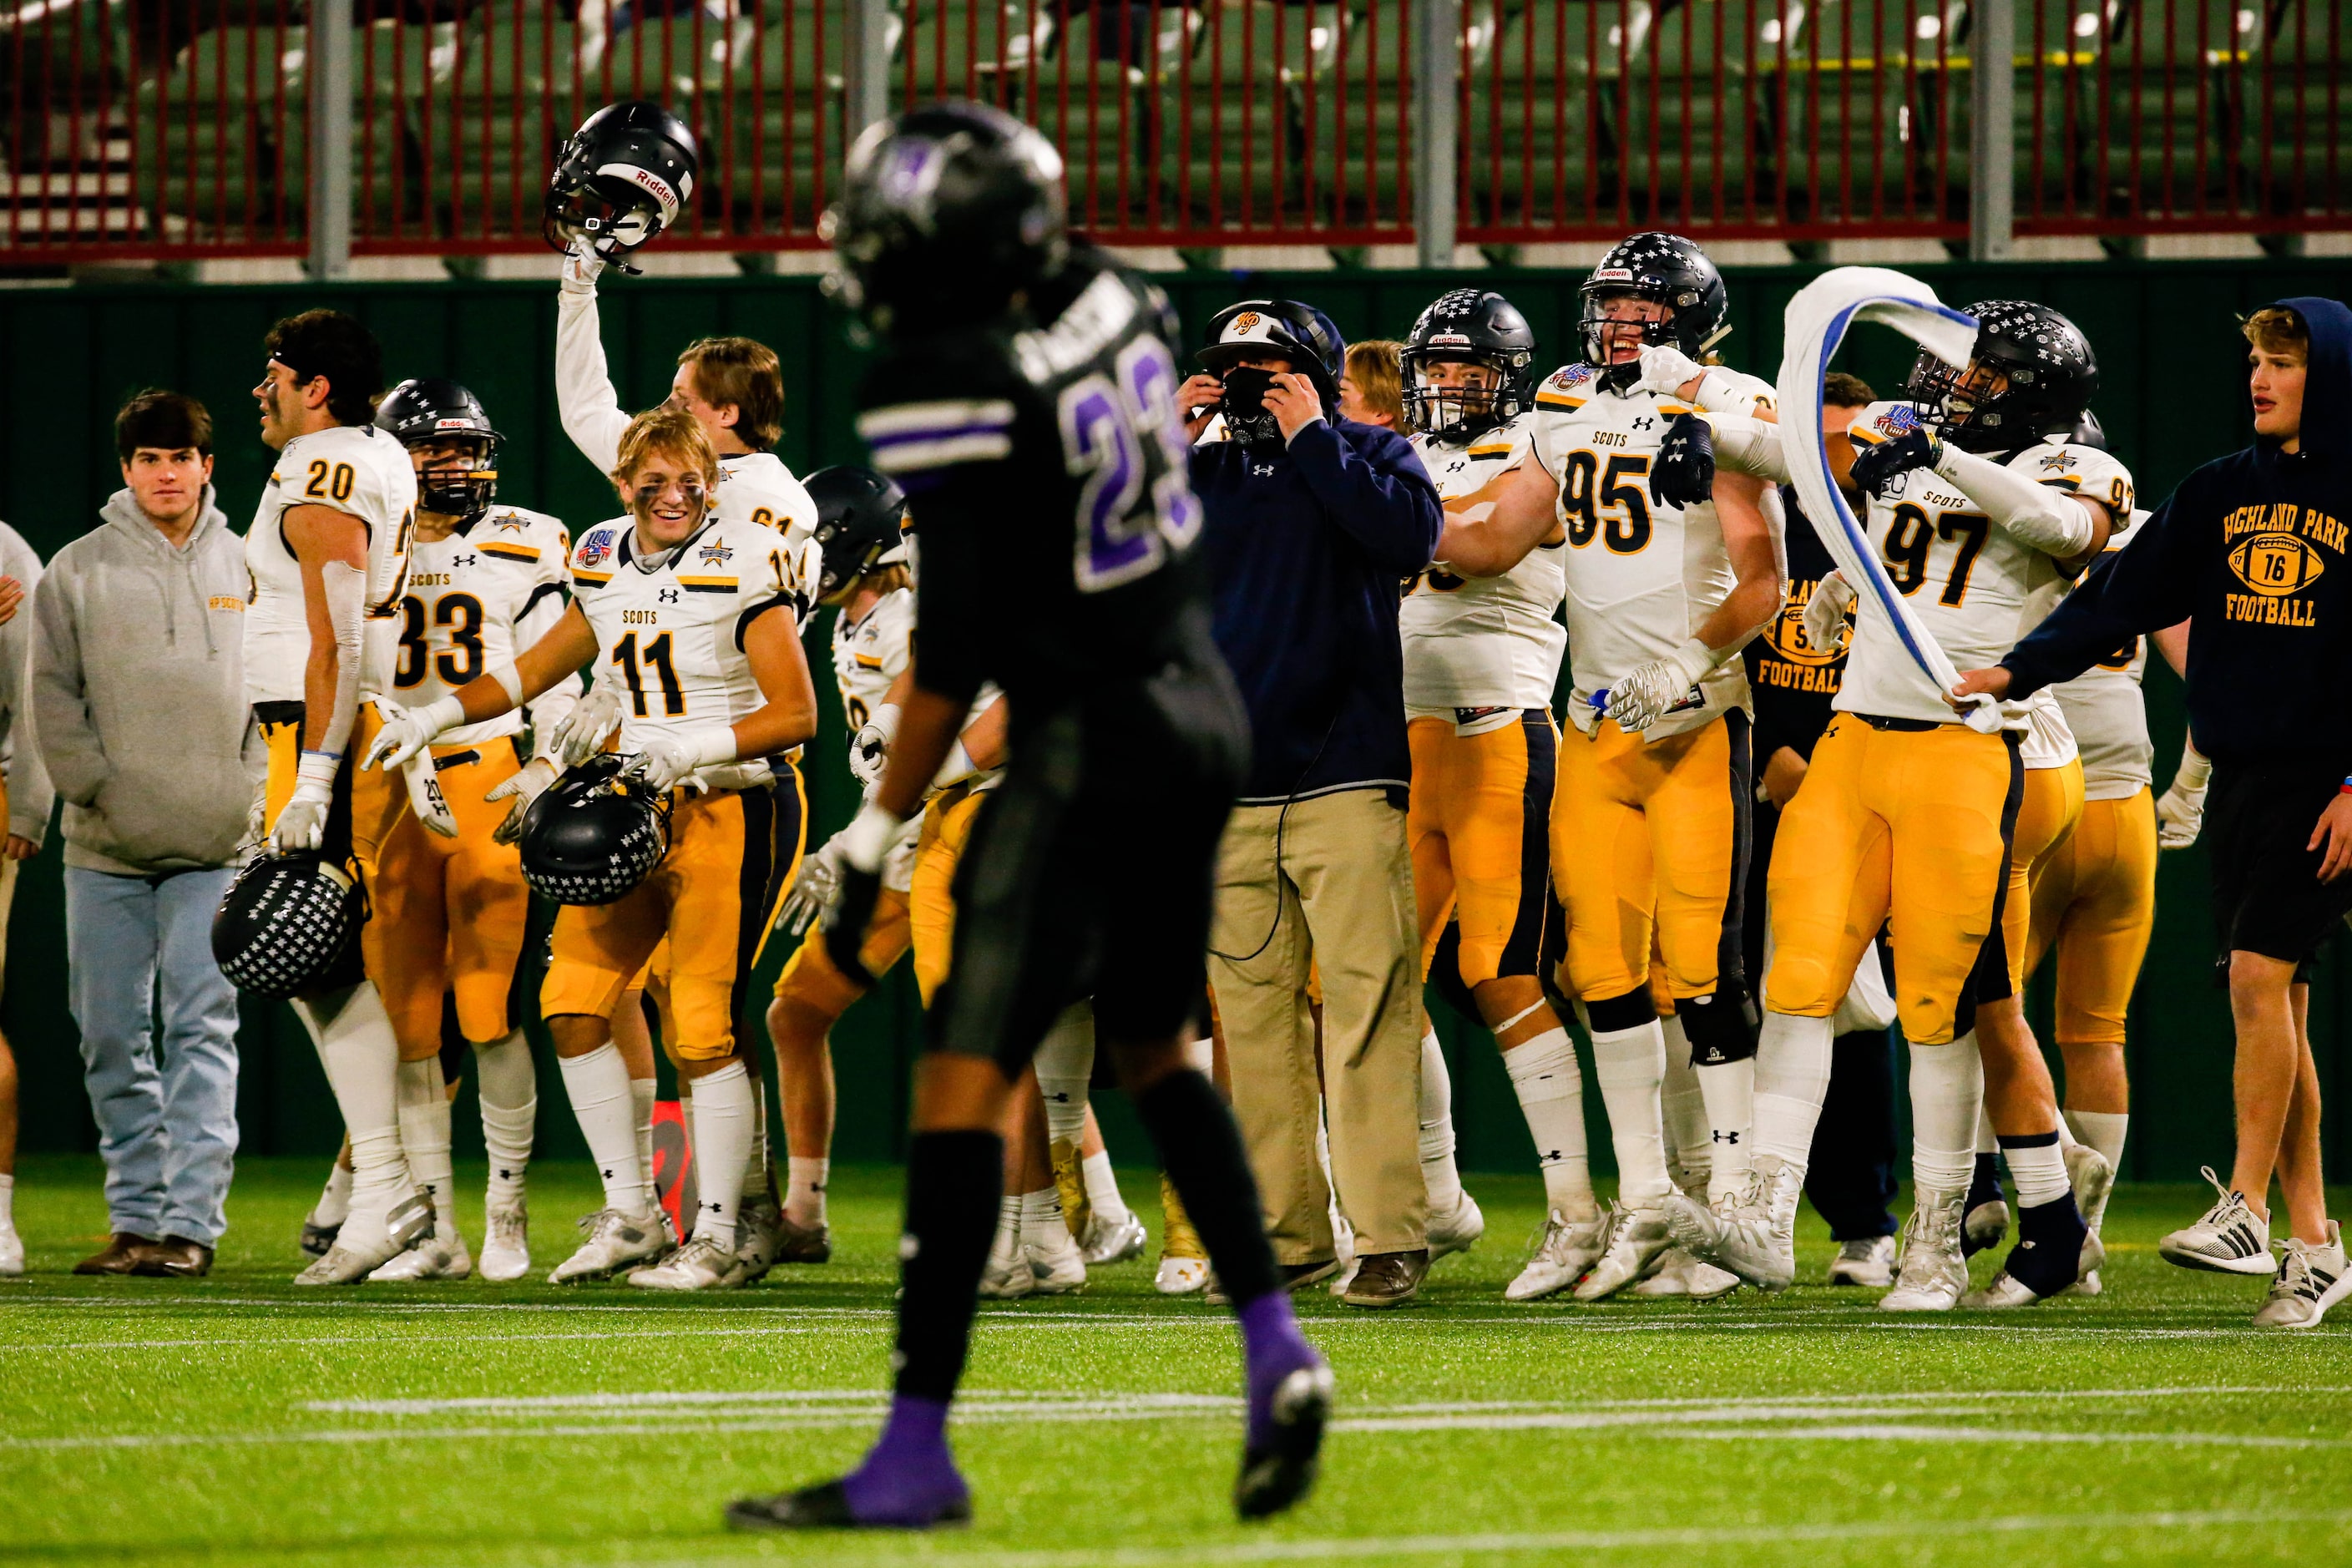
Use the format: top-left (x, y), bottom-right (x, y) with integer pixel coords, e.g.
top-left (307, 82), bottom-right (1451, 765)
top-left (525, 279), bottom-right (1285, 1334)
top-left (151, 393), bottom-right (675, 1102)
top-left (1058, 336), bottom-right (1203, 594)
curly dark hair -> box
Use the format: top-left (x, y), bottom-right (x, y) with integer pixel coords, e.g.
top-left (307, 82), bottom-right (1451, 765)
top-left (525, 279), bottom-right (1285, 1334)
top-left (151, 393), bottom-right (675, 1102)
top-left (263, 309), bottom-right (385, 427)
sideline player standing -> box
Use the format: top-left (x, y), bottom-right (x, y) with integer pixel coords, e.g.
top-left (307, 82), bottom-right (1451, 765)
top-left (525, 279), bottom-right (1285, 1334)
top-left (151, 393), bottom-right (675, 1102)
top-left (1958, 296), bottom-right (2352, 1328)
top-left (726, 101), bottom-right (1328, 1530)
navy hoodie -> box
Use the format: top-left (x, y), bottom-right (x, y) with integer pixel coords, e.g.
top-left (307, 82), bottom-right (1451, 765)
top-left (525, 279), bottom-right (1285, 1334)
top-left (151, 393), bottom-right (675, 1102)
top-left (2003, 295), bottom-right (2352, 762)
top-left (1196, 417), bottom-right (1442, 802)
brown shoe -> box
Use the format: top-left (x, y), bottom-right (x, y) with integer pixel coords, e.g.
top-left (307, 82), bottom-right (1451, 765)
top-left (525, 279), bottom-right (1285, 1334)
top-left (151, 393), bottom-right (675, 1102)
top-left (1340, 1249), bottom-right (1429, 1308)
top-left (132, 1237), bottom-right (215, 1278)
top-left (73, 1233), bottom-right (160, 1275)
top-left (771, 1214), bottom-right (832, 1265)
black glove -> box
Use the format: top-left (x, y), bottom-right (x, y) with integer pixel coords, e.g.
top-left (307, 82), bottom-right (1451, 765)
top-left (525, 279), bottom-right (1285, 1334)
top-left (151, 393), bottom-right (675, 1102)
top-left (1848, 426), bottom-right (1944, 498)
top-left (1650, 412), bottom-right (1717, 508)
top-left (821, 863), bottom-right (883, 987)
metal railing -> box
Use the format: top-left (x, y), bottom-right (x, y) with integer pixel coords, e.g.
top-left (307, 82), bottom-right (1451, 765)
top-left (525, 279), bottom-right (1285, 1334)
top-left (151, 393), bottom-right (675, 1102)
top-left (0, 0), bottom-right (2341, 266)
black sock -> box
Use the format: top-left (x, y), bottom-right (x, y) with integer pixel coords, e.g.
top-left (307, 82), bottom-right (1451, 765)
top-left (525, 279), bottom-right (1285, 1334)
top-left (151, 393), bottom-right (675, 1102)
top-left (891, 1129), bottom-right (1003, 1404)
top-left (1135, 1068), bottom-right (1280, 1308)
top-left (2007, 1195), bottom-right (2087, 1298)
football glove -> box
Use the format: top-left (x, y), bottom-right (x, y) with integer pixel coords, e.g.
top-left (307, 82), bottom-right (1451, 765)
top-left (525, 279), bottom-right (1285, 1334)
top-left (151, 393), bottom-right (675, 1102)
top-left (850, 703), bottom-right (901, 792)
top-left (1649, 412), bottom-right (1717, 508)
top-left (632, 728), bottom-right (736, 795)
top-left (1603, 637), bottom-right (1716, 733)
top-left (487, 756), bottom-right (560, 846)
top-left (1633, 342), bottom-right (1707, 398)
top-left (368, 696), bottom-right (458, 838)
top-left (362, 692), bottom-right (466, 773)
top-left (2156, 740), bottom-right (2211, 851)
top-left (1848, 425), bottom-right (1944, 498)
top-left (777, 832), bottom-right (845, 938)
top-left (271, 751), bottom-right (338, 855)
top-left (559, 239), bottom-right (604, 295)
top-left (549, 681), bottom-right (623, 768)
top-left (822, 802), bottom-right (904, 985)
top-left (1802, 569), bottom-right (1857, 659)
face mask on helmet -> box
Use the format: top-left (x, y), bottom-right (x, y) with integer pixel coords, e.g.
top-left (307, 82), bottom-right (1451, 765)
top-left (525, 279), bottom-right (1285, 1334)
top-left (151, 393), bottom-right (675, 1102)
top-left (543, 103), bottom-right (699, 275)
top-left (1906, 350), bottom-right (2027, 453)
top-left (1580, 290), bottom-right (1681, 377)
top-left (1404, 356), bottom-right (1514, 443)
top-left (410, 434), bottom-right (500, 518)
top-left (518, 756), bottom-right (673, 906)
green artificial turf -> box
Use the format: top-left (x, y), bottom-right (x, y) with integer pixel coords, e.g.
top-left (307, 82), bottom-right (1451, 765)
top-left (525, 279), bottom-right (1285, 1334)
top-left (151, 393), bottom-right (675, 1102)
top-left (3, 1154), bottom-right (2348, 1568)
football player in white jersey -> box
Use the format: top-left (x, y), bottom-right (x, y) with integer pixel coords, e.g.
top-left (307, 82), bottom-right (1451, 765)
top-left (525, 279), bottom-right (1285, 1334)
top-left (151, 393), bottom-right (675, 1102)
top-left (369, 407), bottom-right (820, 1290)
top-left (1678, 299), bottom-right (2126, 1308)
top-left (244, 311), bottom-right (433, 1285)
top-left (1394, 287), bottom-right (1596, 1299)
top-left (1436, 236), bottom-right (1783, 1302)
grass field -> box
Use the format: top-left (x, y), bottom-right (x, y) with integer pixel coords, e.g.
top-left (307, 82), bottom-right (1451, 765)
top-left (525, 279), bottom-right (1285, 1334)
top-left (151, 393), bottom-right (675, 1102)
top-left (4, 1154), bottom-right (2349, 1568)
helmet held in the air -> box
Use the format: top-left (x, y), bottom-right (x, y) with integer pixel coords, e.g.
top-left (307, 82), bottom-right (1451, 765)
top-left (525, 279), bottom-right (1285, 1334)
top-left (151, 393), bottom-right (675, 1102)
top-left (544, 99), bottom-right (700, 272)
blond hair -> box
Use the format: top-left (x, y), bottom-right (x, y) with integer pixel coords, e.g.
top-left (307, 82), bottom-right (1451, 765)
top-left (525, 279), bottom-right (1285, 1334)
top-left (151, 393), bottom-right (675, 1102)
top-left (2243, 306), bottom-right (2309, 362)
top-left (1344, 340), bottom-right (1405, 427)
top-left (613, 407), bottom-right (719, 487)
top-left (680, 336), bottom-right (785, 449)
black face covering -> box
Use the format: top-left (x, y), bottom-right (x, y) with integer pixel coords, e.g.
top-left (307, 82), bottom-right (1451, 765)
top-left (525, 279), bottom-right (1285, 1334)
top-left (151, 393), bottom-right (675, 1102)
top-left (1217, 366), bottom-right (1284, 448)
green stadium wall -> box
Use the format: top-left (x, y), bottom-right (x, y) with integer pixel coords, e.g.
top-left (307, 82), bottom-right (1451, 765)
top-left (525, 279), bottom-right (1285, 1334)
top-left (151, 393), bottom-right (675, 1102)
top-left (2, 255), bottom-right (2345, 1182)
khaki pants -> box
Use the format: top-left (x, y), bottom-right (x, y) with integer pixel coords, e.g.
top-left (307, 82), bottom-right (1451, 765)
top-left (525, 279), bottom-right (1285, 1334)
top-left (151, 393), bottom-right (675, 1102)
top-left (1211, 787), bottom-right (1427, 1262)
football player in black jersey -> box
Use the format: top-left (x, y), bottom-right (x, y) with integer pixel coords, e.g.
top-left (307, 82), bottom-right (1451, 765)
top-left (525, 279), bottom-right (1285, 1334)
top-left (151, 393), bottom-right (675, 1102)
top-left (725, 101), bottom-right (1330, 1532)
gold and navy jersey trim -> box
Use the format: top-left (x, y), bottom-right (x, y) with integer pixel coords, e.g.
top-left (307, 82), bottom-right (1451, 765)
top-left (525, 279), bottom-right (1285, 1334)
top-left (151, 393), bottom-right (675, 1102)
top-left (1466, 443), bottom-right (1515, 460)
top-left (572, 569), bottom-right (614, 588)
top-left (854, 652), bottom-right (885, 670)
top-left (675, 574), bottom-right (739, 594)
top-left (1535, 392), bottom-right (1587, 411)
top-left (479, 543), bottom-right (541, 563)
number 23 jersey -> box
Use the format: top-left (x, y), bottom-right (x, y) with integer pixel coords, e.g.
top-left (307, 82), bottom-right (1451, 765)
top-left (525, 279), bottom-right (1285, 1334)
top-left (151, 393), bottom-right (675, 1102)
top-left (245, 422), bottom-right (417, 706)
top-left (568, 515), bottom-right (799, 790)
top-left (390, 505), bottom-right (576, 749)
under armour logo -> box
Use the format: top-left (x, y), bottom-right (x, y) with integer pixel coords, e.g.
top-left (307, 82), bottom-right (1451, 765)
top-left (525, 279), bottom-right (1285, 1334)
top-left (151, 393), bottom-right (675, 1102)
top-left (452, 553), bottom-right (478, 569)
top-left (659, 588), bottom-right (680, 604)
top-left (1712, 1130), bottom-right (1741, 1144)
top-left (704, 1200), bottom-right (723, 1214)
top-left (1252, 462), bottom-right (1276, 478)
top-left (1631, 417), bottom-right (1656, 432)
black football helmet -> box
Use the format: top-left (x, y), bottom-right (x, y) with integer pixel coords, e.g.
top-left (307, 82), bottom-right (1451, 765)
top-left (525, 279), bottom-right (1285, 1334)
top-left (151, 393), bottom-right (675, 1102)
top-left (211, 852), bottom-right (366, 999)
top-left (1578, 232), bottom-right (1729, 387)
top-left (825, 100), bottom-right (1069, 337)
top-left (1401, 288), bottom-right (1538, 442)
top-left (544, 99), bottom-right (699, 272)
top-left (377, 378), bottom-right (500, 518)
top-left (1907, 301), bottom-right (2100, 453)
top-left (517, 754), bottom-right (672, 906)
top-left (805, 465), bottom-right (910, 605)
top-left (1198, 299), bottom-right (1346, 447)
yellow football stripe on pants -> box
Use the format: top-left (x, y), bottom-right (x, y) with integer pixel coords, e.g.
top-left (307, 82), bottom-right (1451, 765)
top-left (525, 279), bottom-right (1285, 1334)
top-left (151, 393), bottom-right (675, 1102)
top-left (2002, 758), bottom-right (2085, 996)
top-left (1763, 716), bottom-right (2016, 1046)
top-left (2026, 787), bottom-right (2157, 1046)
top-left (909, 784), bottom-right (987, 1009)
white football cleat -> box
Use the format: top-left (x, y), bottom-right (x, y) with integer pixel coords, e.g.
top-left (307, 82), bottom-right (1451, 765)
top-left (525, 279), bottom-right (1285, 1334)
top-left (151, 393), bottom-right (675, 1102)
top-left (628, 1233), bottom-right (748, 1291)
top-left (1155, 1256), bottom-right (1209, 1294)
top-left (0, 1221), bottom-right (22, 1277)
top-left (1960, 1268), bottom-right (2046, 1309)
top-left (1629, 1245), bottom-right (1739, 1301)
top-left (735, 1195), bottom-right (785, 1284)
top-left (1963, 1196), bottom-right (2010, 1256)
top-left (1505, 1209), bottom-right (1609, 1302)
top-left (296, 1191), bottom-right (432, 1286)
top-left (478, 1198), bottom-right (530, 1282)
top-left (1080, 1210), bottom-right (1147, 1267)
top-left (1828, 1235), bottom-right (1897, 1287)
top-left (1572, 1203), bottom-right (1673, 1302)
top-left (2253, 1223), bottom-right (2351, 1329)
top-left (2065, 1268), bottom-right (2104, 1297)
top-left (548, 1207), bottom-right (672, 1284)
top-left (367, 1228), bottom-right (473, 1282)
top-left (1026, 1227), bottom-right (1088, 1296)
top-left (2159, 1166), bottom-right (2275, 1276)
top-left (1667, 1154), bottom-right (1801, 1292)
top-left (979, 1243), bottom-right (1037, 1300)
top-left (1879, 1188), bottom-right (1968, 1312)
top-left (1426, 1188), bottom-right (1486, 1262)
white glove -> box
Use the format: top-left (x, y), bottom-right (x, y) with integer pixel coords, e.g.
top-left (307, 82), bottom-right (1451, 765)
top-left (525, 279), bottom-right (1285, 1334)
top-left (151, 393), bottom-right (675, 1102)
top-left (777, 831), bottom-right (845, 937)
top-left (632, 728), bottom-right (736, 794)
top-left (1635, 342), bottom-right (1707, 398)
top-left (1604, 637), bottom-right (1716, 733)
top-left (362, 693), bottom-right (466, 774)
top-left (402, 754), bottom-right (459, 839)
top-left (2156, 740), bottom-right (2212, 851)
top-left (850, 702), bottom-right (901, 791)
top-left (1803, 569), bottom-right (1857, 660)
top-left (550, 682), bottom-right (624, 768)
top-left (488, 756), bottom-right (560, 847)
top-left (559, 239), bottom-right (604, 294)
top-left (271, 751), bottom-right (338, 854)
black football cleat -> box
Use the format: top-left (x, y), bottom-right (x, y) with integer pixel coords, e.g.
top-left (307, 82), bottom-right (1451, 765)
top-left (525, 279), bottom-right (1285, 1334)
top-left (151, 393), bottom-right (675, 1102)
top-left (726, 1479), bottom-right (973, 1532)
top-left (1235, 1361), bottom-right (1335, 1520)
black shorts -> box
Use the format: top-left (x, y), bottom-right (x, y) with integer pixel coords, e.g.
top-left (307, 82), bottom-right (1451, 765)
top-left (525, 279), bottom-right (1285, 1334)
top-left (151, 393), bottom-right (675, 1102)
top-left (928, 655), bottom-right (1248, 1073)
top-left (2208, 753), bottom-right (2352, 966)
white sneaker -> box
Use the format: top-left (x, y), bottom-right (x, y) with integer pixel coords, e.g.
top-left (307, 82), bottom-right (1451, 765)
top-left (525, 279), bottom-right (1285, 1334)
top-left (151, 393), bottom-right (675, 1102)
top-left (1505, 1209), bottom-right (1609, 1302)
top-left (367, 1229), bottom-right (473, 1282)
top-left (1079, 1210), bottom-right (1147, 1266)
top-left (2160, 1165), bottom-right (2274, 1276)
top-left (1154, 1255), bottom-right (1209, 1294)
top-left (0, 1222), bottom-right (21, 1277)
top-left (296, 1191), bottom-right (432, 1286)
top-left (548, 1207), bottom-right (672, 1284)
top-left (1026, 1227), bottom-right (1087, 1295)
top-left (2062, 1141), bottom-right (2115, 1277)
top-left (1667, 1154), bottom-right (1800, 1292)
top-left (979, 1242), bottom-right (1036, 1300)
top-left (628, 1233), bottom-right (748, 1291)
top-left (1427, 1188), bottom-right (1486, 1262)
top-left (2066, 1269), bottom-right (2104, 1297)
top-left (1828, 1234), bottom-right (1898, 1287)
top-left (2253, 1222), bottom-right (2351, 1328)
top-left (1629, 1245), bottom-right (1739, 1300)
top-left (1963, 1196), bottom-right (2010, 1256)
top-left (478, 1197), bottom-right (530, 1282)
top-left (735, 1196), bottom-right (785, 1284)
top-left (1880, 1188), bottom-right (1968, 1312)
top-left (1572, 1203), bottom-right (1674, 1302)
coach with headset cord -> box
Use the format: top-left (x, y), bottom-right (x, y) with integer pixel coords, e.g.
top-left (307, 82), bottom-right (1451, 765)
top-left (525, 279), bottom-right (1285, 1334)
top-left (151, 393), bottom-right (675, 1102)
top-left (1179, 300), bottom-right (1445, 1308)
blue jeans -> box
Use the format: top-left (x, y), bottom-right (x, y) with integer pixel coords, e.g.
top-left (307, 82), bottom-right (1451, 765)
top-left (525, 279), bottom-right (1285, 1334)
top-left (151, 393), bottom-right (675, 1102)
top-left (65, 866), bottom-right (241, 1244)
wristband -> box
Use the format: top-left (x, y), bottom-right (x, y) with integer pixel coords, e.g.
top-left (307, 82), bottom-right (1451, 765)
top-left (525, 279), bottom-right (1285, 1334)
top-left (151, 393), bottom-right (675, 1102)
top-left (294, 748), bottom-right (341, 797)
top-left (685, 726), bottom-right (739, 770)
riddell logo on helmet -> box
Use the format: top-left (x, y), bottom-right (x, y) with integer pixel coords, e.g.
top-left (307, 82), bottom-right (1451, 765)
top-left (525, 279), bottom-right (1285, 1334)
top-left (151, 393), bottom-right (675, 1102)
top-left (434, 417), bottom-right (471, 429)
top-left (1592, 267), bottom-right (1633, 284)
top-left (604, 162), bottom-right (684, 214)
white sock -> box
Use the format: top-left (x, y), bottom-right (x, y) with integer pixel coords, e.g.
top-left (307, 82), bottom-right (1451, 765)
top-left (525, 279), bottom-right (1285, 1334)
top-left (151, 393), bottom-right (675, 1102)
top-left (630, 1076), bottom-right (658, 1196)
top-left (1751, 1011), bottom-right (1835, 1174)
top-left (685, 1061), bottom-right (753, 1247)
top-left (1907, 1032), bottom-right (1985, 1196)
top-left (473, 1028), bottom-right (536, 1206)
top-left (313, 1161), bottom-right (353, 1227)
top-left (559, 1044), bottom-right (652, 1212)
top-left (2002, 1134), bottom-right (2070, 1208)
top-left (787, 1156), bottom-right (829, 1228)
top-left (297, 986), bottom-right (413, 1217)
top-left (1503, 1027), bottom-right (1596, 1219)
top-left (988, 1195), bottom-right (1023, 1267)
top-left (1589, 1019), bottom-right (1672, 1205)
top-left (2064, 1108), bottom-right (2128, 1176)
top-left (1694, 1055), bottom-right (1755, 1190)
top-left (1418, 1028), bottom-right (1464, 1212)
top-left (741, 1073), bottom-right (771, 1200)
top-left (0, 1172), bottom-right (14, 1229)
top-left (1975, 1102), bottom-right (1999, 1156)
top-left (1081, 1151), bottom-right (1131, 1226)
top-left (1019, 1185), bottom-right (1065, 1247)
top-left (1658, 1017), bottom-right (1711, 1195)
top-left (396, 1055), bottom-right (455, 1241)
top-left (1181, 1035), bottom-right (1214, 1075)
top-left (1033, 1004), bottom-right (1095, 1146)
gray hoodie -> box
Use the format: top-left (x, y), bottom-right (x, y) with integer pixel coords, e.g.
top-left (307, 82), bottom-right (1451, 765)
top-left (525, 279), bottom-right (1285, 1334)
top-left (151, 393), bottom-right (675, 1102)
top-left (0, 523), bottom-right (56, 846)
top-left (29, 489), bottom-right (262, 875)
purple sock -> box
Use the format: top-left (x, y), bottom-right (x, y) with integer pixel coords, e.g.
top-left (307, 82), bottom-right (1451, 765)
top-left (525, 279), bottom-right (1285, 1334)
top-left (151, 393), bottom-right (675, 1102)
top-left (1237, 1291), bottom-right (1320, 1449)
top-left (838, 1395), bottom-right (967, 1525)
